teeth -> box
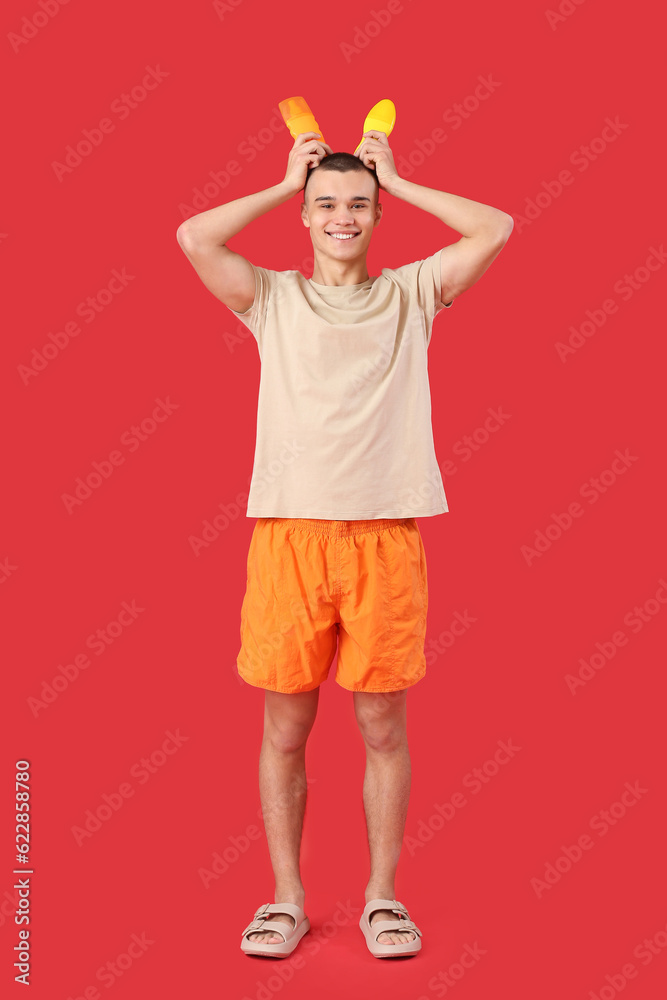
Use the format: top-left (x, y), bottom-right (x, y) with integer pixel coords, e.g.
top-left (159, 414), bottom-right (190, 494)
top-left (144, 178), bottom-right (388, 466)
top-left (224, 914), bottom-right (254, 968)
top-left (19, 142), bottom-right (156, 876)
top-left (327, 232), bottom-right (357, 240)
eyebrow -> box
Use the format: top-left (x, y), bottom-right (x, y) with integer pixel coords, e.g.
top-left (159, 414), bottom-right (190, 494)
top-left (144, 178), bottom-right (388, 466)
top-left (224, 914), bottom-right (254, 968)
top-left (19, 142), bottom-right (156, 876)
top-left (314, 195), bottom-right (371, 202)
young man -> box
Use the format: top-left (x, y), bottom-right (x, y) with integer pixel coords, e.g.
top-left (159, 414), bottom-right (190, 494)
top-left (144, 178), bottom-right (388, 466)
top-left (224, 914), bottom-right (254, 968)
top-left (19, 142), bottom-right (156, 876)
top-left (176, 129), bottom-right (513, 958)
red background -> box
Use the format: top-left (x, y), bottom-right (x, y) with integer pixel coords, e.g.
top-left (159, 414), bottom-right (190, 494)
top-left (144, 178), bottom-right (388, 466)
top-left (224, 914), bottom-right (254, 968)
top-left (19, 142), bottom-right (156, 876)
top-left (2, 0), bottom-right (666, 998)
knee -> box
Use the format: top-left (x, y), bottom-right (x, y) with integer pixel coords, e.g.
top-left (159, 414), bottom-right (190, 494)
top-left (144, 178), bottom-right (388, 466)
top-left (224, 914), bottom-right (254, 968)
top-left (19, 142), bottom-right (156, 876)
top-left (356, 713), bottom-right (406, 752)
top-left (264, 716), bottom-right (313, 753)
top-left (355, 691), bottom-right (407, 751)
top-left (263, 690), bottom-right (318, 753)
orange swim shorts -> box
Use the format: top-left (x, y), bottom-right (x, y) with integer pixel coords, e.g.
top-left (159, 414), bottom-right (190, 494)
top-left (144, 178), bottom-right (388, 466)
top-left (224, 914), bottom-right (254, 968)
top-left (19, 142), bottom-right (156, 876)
top-left (236, 517), bottom-right (429, 694)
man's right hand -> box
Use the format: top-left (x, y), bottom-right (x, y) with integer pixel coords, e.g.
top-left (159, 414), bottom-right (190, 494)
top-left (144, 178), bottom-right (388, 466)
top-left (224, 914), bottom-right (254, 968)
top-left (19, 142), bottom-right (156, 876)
top-left (283, 132), bottom-right (333, 195)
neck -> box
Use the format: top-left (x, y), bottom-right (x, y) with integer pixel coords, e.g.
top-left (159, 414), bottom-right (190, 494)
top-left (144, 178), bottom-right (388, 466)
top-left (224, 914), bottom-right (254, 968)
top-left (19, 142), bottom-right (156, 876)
top-left (310, 254), bottom-right (370, 286)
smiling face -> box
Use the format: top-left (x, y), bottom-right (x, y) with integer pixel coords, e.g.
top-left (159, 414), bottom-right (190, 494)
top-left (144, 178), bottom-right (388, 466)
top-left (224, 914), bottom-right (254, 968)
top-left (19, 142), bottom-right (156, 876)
top-left (301, 169), bottom-right (382, 260)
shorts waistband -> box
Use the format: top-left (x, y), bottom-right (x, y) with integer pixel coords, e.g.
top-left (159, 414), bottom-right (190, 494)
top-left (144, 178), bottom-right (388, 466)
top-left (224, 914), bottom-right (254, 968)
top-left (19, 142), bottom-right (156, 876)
top-left (260, 517), bottom-right (412, 537)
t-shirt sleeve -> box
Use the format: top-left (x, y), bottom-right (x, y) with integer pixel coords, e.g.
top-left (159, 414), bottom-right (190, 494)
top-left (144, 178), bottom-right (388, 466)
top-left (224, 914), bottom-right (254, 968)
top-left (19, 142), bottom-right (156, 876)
top-left (385, 247), bottom-right (453, 340)
top-left (226, 263), bottom-right (277, 348)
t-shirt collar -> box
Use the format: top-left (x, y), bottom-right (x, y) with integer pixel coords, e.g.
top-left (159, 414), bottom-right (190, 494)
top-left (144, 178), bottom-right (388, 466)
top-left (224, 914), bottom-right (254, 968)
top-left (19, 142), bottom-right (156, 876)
top-left (308, 274), bottom-right (375, 290)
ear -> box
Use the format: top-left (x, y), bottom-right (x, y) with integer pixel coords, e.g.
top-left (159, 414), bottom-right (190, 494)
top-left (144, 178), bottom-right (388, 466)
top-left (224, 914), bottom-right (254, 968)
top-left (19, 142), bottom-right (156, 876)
top-left (300, 200), bottom-right (310, 228)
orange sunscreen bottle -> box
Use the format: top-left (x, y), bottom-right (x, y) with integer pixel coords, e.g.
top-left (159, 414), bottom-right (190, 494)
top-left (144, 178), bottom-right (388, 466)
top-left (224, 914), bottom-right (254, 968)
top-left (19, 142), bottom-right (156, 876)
top-left (353, 99), bottom-right (396, 154)
top-left (279, 96), bottom-right (326, 145)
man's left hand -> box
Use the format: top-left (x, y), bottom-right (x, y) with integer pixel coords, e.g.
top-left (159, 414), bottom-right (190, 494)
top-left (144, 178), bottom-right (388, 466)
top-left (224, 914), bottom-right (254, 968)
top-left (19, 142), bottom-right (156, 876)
top-left (354, 131), bottom-right (400, 191)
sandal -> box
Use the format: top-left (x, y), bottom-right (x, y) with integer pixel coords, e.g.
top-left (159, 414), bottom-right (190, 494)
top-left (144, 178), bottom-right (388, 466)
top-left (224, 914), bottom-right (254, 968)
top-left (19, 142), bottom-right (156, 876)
top-left (240, 902), bottom-right (310, 958)
top-left (359, 898), bottom-right (422, 958)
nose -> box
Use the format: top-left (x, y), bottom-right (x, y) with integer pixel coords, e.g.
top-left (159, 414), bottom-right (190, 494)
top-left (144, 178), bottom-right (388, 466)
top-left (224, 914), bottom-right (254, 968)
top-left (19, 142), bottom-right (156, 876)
top-left (333, 210), bottom-right (355, 226)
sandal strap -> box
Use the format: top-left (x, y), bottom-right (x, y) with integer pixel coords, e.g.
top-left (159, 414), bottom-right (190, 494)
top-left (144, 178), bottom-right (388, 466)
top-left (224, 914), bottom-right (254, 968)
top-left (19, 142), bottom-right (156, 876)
top-left (241, 902), bottom-right (300, 939)
top-left (241, 902), bottom-right (270, 936)
top-left (243, 919), bottom-right (291, 942)
top-left (370, 917), bottom-right (422, 941)
top-left (364, 898), bottom-right (412, 920)
top-left (363, 898), bottom-right (422, 941)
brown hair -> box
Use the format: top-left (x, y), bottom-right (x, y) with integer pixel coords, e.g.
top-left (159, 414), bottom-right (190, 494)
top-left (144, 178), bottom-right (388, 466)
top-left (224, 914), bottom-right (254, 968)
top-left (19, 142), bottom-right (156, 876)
top-left (303, 151), bottom-right (379, 204)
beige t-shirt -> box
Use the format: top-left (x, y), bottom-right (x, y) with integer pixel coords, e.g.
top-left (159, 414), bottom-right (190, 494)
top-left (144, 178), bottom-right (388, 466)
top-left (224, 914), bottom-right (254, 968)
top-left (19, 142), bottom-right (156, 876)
top-left (229, 247), bottom-right (453, 519)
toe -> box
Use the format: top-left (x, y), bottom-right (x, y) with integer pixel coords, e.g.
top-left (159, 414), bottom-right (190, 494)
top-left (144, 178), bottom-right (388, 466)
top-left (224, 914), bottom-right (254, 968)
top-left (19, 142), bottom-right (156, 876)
top-left (246, 912), bottom-right (295, 946)
top-left (369, 909), bottom-right (417, 946)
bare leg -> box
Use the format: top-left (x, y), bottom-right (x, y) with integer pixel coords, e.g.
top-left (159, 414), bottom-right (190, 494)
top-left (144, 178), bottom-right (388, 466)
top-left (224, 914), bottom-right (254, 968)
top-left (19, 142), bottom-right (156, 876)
top-left (247, 687), bottom-right (319, 943)
top-left (353, 689), bottom-right (416, 946)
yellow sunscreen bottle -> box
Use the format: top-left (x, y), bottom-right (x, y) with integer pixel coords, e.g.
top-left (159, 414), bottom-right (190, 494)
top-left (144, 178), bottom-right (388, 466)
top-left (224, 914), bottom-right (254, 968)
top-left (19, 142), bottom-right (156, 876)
top-left (354, 99), bottom-right (396, 154)
top-left (279, 96), bottom-right (326, 145)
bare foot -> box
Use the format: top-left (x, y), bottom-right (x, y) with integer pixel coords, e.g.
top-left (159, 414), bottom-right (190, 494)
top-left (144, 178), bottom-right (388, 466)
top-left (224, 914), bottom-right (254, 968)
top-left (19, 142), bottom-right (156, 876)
top-left (246, 903), bottom-right (303, 945)
top-left (369, 907), bottom-right (416, 945)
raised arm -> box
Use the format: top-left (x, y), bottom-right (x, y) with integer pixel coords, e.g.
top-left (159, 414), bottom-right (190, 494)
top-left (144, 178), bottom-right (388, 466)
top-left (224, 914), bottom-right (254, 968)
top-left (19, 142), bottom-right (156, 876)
top-left (176, 132), bottom-right (332, 313)
top-left (355, 130), bottom-right (514, 306)
top-left (385, 176), bottom-right (513, 305)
